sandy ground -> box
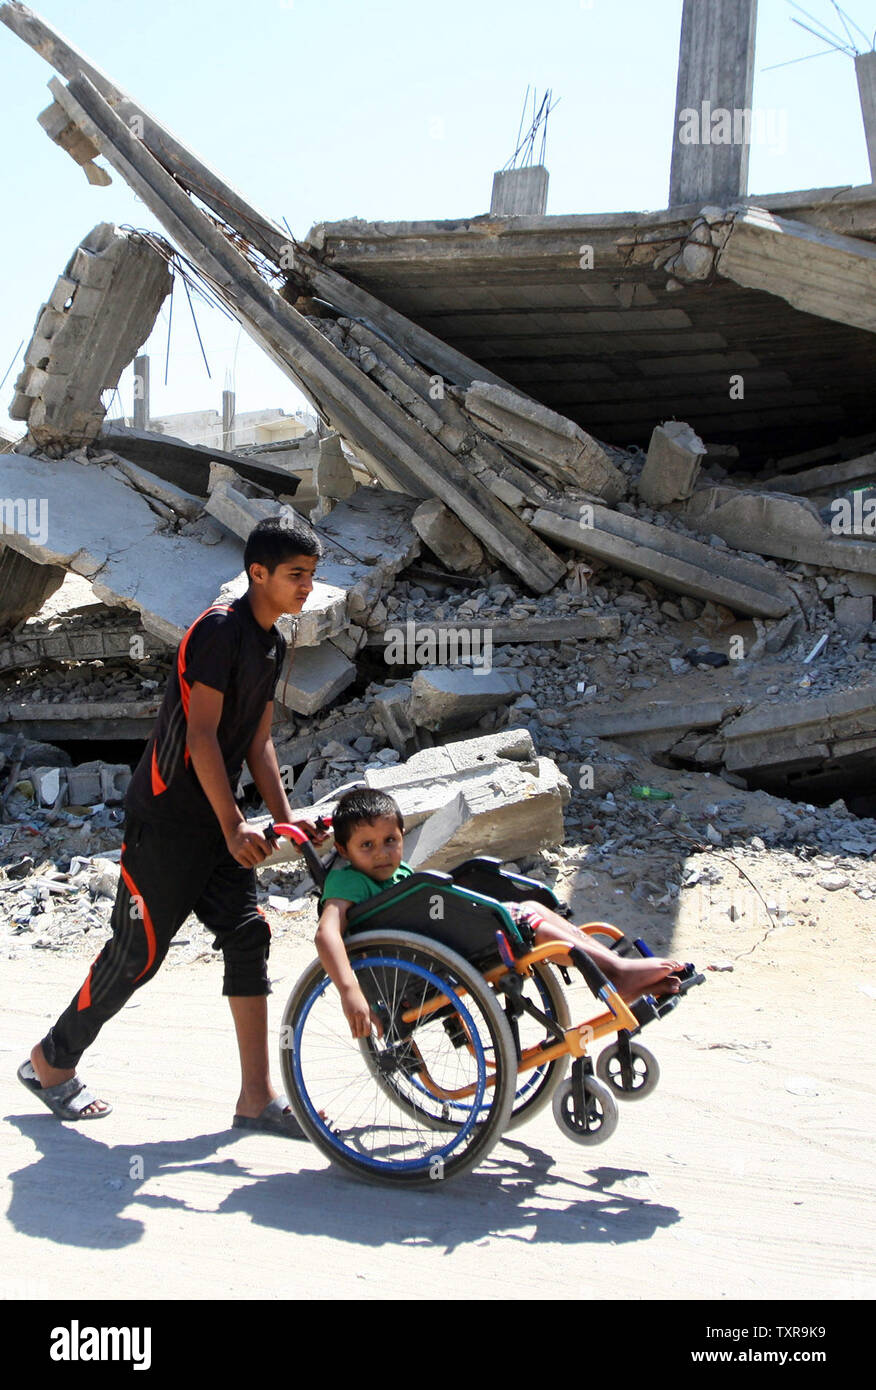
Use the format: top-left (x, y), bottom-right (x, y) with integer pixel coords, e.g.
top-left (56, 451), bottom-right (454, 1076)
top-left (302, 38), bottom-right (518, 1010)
top-left (3, 874), bottom-right (875, 1304)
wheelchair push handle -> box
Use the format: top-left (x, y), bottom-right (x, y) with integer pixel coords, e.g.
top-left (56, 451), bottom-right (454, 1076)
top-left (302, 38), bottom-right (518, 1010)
top-left (265, 817), bottom-right (332, 884)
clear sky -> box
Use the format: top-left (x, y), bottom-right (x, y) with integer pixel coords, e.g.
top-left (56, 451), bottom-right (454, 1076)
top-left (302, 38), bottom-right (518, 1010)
top-left (1, 0), bottom-right (873, 436)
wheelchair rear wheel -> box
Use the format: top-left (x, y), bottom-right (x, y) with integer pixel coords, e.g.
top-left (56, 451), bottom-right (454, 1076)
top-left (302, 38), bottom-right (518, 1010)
top-left (280, 930), bottom-right (517, 1187)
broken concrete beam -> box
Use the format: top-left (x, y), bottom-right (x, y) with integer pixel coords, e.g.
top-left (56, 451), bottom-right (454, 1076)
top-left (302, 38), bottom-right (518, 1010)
top-left (274, 642), bottom-right (356, 717)
top-left (761, 452), bottom-right (876, 498)
top-left (37, 95), bottom-right (110, 184)
top-left (0, 542), bottom-right (65, 632)
top-left (108, 455), bottom-right (202, 521)
top-left (720, 685), bottom-right (876, 774)
top-left (405, 757), bottom-right (569, 872)
top-left (412, 499), bottom-right (484, 573)
top-left (101, 425), bottom-right (302, 499)
top-left (0, 449), bottom-right (244, 647)
top-left (11, 223), bottom-right (171, 452)
top-left (366, 612), bottom-right (621, 649)
top-left (638, 421), bottom-right (706, 507)
top-left (715, 206), bottom-right (876, 335)
top-left (531, 500), bottom-right (793, 618)
top-left (686, 486), bottom-right (876, 576)
top-left (0, 698), bottom-right (159, 741)
top-left (569, 698), bottom-right (737, 755)
top-left (463, 382), bottom-right (626, 502)
top-left (409, 667), bottom-right (521, 732)
top-left (47, 71), bottom-right (563, 592)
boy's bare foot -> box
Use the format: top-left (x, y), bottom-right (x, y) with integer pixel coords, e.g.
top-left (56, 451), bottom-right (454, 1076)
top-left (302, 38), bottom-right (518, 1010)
top-left (29, 1043), bottom-right (110, 1117)
top-left (602, 958), bottom-right (683, 1004)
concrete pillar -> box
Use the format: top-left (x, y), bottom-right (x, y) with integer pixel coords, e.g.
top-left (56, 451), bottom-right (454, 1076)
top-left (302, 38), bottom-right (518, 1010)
top-left (133, 353), bottom-right (149, 430)
top-left (669, 0), bottom-right (759, 207)
top-left (490, 166), bottom-right (549, 216)
top-left (222, 389), bottom-right (235, 449)
top-left (855, 52), bottom-right (876, 182)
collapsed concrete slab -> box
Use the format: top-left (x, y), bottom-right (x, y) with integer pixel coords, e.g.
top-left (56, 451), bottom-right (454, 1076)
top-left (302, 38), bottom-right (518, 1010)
top-left (0, 449), bottom-right (243, 646)
top-left (212, 484), bottom-right (420, 669)
top-left (637, 421), bottom-right (705, 507)
top-left (102, 424), bottom-right (303, 499)
top-left (10, 223), bottom-right (171, 452)
top-left (687, 486), bottom-right (876, 575)
top-left (531, 499), bottom-right (794, 617)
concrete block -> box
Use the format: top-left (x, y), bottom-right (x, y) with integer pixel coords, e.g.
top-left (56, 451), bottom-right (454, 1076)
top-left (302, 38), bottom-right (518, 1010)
top-left (405, 757), bottom-right (569, 872)
top-left (316, 433), bottom-right (356, 501)
top-left (372, 683), bottom-right (416, 754)
top-left (409, 667), bottom-right (521, 732)
top-left (412, 499), bottom-right (484, 572)
top-left (66, 760), bottom-right (104, 805)
top-left (638, 421), bottom-right (706, 507)
top-left (100, 764), bottom-right (132, 804)
top-left (834, 595), bottom-right (873, 629)
top-left (274, 642), bottom-right (357, 716)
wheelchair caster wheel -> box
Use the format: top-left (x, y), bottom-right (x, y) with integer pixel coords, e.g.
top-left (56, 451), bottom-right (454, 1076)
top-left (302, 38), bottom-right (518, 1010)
top-left (596, 1041), bottom-right (660, 1101)
top-left (552, 1074), bottom-right (618, 1145)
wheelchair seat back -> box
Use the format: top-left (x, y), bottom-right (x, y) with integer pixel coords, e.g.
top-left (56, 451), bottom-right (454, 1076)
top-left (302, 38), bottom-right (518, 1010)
top-left (345, 870), bottom-right (527, 968)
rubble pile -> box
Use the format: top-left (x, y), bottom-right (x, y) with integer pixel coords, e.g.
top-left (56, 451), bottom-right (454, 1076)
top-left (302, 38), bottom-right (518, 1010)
top-left (2, 2), bottom-right (875, 974)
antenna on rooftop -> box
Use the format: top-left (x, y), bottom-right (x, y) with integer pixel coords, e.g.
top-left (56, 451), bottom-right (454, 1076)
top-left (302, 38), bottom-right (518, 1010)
top-left (763, 1), bottom-right (874, 69)
top-left (762, 2), bottom-right (876, 181)
top-left (501, 86), bottom-right (560, 172)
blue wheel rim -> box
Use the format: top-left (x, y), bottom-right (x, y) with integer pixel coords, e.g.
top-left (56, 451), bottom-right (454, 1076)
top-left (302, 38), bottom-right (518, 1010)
top-left (292, 953), bottom-right (489, 1174)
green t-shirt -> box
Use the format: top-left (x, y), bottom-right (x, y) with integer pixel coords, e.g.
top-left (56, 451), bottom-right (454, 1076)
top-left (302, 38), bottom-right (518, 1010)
top-left (320, 860), bottom-right (412, 909)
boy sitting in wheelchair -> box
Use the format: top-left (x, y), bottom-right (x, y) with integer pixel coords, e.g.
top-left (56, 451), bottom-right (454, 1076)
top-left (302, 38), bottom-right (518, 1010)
top-left (316, 788), bottom-right (686, 1039)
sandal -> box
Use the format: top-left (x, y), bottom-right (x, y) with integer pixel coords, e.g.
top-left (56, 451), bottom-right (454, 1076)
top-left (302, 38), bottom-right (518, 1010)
top-left (17, 1059), bottom-right (112, 1120)
top-left (232, 1097), bottom-right (307, 1140)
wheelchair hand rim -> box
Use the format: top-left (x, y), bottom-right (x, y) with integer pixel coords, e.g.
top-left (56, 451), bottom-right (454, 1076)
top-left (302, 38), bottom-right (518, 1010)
top-left (291, 954), bottom-right (490, 1174)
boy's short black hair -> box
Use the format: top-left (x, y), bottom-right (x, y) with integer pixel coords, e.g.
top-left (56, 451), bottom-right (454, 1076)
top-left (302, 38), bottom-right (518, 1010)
top-left (244, 515), bottom-right (323, 580)
top-left (332, 788), bottom-right (404, 848)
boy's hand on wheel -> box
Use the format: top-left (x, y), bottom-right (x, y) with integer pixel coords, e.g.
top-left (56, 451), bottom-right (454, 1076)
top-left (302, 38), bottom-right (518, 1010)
top-left (226, 823), bottom-right (272, 867)
top-left (341, 983), bottom-right (383, 1039)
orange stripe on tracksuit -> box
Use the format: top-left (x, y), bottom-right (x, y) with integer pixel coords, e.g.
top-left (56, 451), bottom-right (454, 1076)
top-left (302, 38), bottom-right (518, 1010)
top-left (176, 604), bottom-right (232, 769)
top-left (119, 860), bottom-right (157, 984)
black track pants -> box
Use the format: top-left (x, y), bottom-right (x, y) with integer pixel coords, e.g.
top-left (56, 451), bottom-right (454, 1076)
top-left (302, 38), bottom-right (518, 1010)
top-left (40, 818), bottom-right (271, 1070)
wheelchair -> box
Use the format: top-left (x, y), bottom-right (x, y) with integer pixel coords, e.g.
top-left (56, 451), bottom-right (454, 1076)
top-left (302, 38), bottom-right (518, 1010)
top-left (271, 822), bottom-right (703, 1188)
